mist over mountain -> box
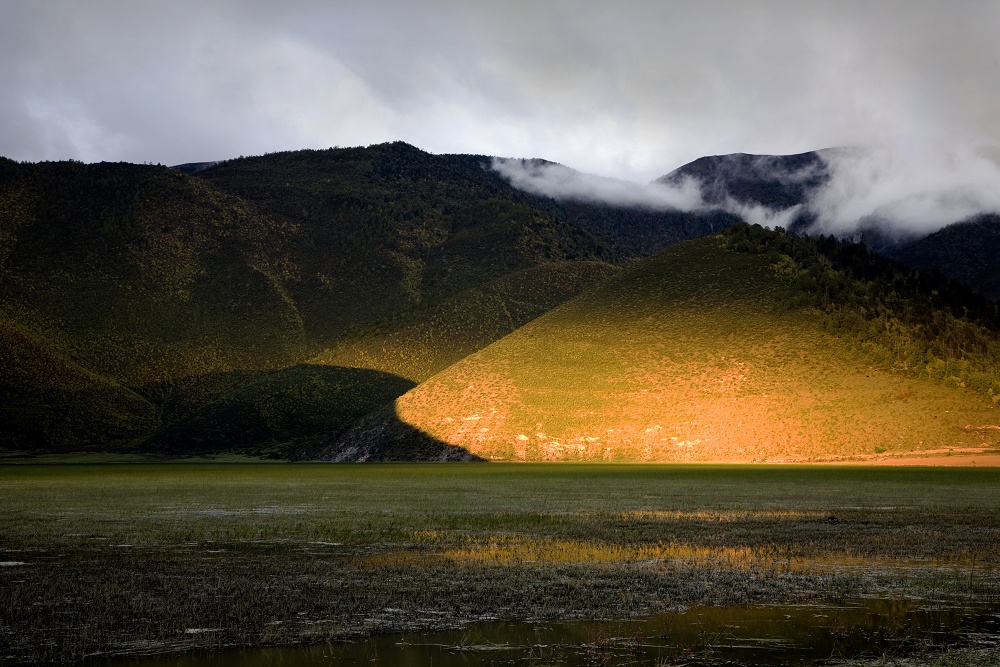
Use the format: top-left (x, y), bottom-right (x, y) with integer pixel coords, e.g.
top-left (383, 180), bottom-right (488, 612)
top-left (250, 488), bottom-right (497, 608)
top-left (493, 145), bottom-right (1000, 297)
top-left (492, 158), bottom-right (704, 211)
top-left (494, 144), bottom-right (1000, 247)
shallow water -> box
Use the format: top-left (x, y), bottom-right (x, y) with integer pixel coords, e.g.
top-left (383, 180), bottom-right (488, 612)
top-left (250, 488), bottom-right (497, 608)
top-left (93, 598), bottom-right (1000, 667)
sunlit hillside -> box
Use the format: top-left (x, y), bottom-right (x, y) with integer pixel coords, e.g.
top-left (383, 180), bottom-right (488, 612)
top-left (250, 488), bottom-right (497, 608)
top-left (330, 227), bottom-right (1000, 462)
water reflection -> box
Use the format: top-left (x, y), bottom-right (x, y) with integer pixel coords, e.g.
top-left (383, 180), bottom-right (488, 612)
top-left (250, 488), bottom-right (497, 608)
top-left (93, 599), bottom-right (1000, 666)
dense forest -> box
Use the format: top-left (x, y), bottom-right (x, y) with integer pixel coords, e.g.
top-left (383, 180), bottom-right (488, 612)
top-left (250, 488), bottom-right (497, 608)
top-left (720, 222), bottom-right (1000, 402)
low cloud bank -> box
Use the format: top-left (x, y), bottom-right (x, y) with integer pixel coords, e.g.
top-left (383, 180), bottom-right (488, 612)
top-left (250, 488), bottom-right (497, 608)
top-left (493, 142), bottom-right (1000, 241)
top-left (491, 157), bottom-right (705, 211)
top-left (807, 143), bottom-right (1000, 238)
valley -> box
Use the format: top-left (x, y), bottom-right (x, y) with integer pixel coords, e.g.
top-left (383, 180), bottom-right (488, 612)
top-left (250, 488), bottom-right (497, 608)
top-left (4, 143), bottom-right (1000, 665)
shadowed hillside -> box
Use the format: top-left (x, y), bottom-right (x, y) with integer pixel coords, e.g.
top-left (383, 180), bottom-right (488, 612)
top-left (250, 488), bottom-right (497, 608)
top-left (0, 158), bottom-right (306, 450)
top-left (891, 214), bottom-right (1000, 300)
top-left (147, 366), bottom-right (438, 459)
top-left (0, 149), bottom-right (617, 453)
top-left (328, 226), bottom-right (1000, 462)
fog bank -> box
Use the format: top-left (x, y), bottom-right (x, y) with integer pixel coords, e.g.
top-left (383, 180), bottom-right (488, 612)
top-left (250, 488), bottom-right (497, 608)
top-left (494, 141), bottom-right (1000, 239)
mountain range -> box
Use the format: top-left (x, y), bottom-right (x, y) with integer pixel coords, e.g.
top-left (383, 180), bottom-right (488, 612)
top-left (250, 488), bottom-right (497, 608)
top-left (2, 142), bottom-right (999, 461)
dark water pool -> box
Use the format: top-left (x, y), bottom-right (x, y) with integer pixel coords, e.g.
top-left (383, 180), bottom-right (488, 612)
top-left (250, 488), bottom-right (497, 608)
top-left (92, 598), bottom-right (1000, 666)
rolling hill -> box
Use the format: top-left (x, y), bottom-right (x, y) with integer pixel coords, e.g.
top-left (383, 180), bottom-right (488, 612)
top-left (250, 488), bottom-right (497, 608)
top-left (324, 224), bottom-right (1000, 462)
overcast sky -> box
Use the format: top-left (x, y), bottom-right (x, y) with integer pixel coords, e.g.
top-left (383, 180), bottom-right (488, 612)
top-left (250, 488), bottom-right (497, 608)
top-left (2, 1), bottom-right (998, 183)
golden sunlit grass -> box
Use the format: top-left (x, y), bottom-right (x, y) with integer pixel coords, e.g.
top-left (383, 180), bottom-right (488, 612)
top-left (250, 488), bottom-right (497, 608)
top-left (442, 536), bottom-right (765, 566)
top-left (379, 237), bottom-right (1000, 462)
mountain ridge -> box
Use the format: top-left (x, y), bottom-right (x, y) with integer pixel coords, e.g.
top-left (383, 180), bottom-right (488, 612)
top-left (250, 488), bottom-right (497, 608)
top-left (4, 143), bottom-right (1000, 459)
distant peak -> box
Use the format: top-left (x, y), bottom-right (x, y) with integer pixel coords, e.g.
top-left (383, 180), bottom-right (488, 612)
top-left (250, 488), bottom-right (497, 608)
top-left (170, 161), bottom-right (221, 175)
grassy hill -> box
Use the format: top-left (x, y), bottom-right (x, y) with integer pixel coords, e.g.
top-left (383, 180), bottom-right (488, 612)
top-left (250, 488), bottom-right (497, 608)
top-left (326, 225), bottom-right (1000, 462)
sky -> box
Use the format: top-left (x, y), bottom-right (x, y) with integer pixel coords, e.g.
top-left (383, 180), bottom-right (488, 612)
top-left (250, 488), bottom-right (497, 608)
top-left (2, 1), bottom-right (1000, 233)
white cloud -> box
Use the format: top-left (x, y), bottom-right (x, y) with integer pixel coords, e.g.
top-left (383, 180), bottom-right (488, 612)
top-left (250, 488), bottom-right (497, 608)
top-left (809, 143), bottom-right (1000, 236)
top-left (1, 0), bottom-right (999, 238)
top-left (491, 158), bottom-right (704, 210)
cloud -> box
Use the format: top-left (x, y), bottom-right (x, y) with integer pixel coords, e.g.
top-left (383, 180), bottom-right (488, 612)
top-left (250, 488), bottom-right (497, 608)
top-left (808, 143), bottom-right (1000, 237)
top-left (491, 157), bottom-right (704, 210)
top-left (1, 0), bottom-right (998, 185)
top-left (2, 1), bottom-right (1000, 237)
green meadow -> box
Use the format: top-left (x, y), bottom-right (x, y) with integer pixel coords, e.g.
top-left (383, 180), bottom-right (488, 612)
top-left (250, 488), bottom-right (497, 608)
top-left (2, 462), bottom-right (999, 663)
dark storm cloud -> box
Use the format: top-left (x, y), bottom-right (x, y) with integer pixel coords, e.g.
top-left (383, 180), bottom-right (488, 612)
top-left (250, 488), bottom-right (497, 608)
top-left (2, 1), bottom-right (999, 232)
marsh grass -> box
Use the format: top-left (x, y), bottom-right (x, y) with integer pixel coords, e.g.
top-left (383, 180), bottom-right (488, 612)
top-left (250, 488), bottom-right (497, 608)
top-left (1, 463), bottom-right (999, 664)
top-left (831, 647), bottom-right (1000, 667)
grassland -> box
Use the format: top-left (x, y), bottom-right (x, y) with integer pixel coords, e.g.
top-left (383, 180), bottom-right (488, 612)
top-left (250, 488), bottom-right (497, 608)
top-left (343, 234), bottom-right (1000, 463)
top-left (2, 463), bottom-right (999, 664)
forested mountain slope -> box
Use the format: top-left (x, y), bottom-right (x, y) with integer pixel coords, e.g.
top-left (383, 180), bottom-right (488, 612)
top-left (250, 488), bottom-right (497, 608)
top-left (0, 148), bottom-right (617, 454)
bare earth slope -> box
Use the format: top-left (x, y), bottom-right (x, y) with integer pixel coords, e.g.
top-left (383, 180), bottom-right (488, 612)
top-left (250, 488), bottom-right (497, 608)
top-left (329, 235), bottom-right (1000, 462)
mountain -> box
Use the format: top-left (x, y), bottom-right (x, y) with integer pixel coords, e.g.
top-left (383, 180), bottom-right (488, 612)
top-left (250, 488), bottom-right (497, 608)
top-left (325, 224), bottom-right (1000, 462)
top-left (657, 151), bottom-right (1000, 301)
top-left (657, 150), bottom-right (831, 219)
top-left (189, 142), bottom-right (612, 343)
top-left (7, 141), bottom-right (1000, 459)
top-left (0, 146), bottom-right (621, 454)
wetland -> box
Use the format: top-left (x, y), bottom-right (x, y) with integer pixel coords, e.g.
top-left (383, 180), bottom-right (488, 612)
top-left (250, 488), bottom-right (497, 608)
top-left (2, 463), bottom-right (1000, 665)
